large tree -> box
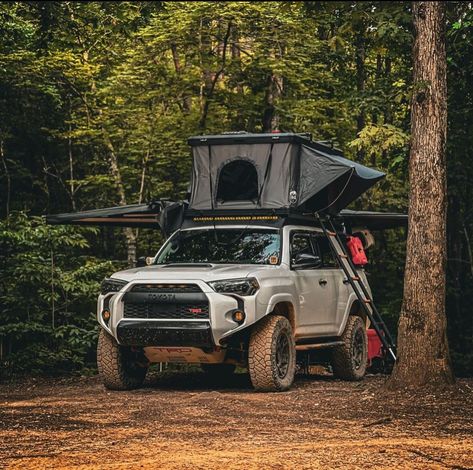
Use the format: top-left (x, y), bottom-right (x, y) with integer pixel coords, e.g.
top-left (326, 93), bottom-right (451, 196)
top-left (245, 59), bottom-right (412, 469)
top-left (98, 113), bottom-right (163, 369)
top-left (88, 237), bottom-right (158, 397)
top-left (389, 1), bottom-right (454, 388)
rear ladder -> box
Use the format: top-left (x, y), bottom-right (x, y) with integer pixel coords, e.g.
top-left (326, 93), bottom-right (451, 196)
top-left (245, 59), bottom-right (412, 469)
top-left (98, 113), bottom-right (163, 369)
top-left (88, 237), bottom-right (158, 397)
top-left (318, 215), bottom-right (397, 362)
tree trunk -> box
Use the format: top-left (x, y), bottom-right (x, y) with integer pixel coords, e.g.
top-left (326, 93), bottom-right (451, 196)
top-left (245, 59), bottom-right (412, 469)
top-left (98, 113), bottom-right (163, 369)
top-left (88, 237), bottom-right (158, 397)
top-left (198, 19), bottom-right (232, 130)
top-left (355, 25), bottom-right (366, 161)
top-left (171, 43), bottom-right (191, 113)
top-left (231, 26), bottom-right (245, 130)
top-left (0, 139), bottom-right (10, 218)
top-left (388, 1), bottom-right (454, 388)
top-left (262, 44), bottom-right (283, 133)
top-left (262, 73), bottom-right (283, 133)
top-left (103, 130), bottom-right (137, 267)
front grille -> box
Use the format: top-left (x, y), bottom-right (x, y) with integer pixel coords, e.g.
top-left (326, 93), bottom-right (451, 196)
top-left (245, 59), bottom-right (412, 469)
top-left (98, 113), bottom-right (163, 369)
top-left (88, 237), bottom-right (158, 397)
top-left (124, 302), bottom-right (209, 320)
top-left (123, 283), bottom-right (209, 320)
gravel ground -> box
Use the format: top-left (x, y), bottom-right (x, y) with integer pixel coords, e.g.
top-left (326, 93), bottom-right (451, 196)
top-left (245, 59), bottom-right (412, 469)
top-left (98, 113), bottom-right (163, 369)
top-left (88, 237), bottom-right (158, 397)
top-left (1, 371), bottom-right (472, 469)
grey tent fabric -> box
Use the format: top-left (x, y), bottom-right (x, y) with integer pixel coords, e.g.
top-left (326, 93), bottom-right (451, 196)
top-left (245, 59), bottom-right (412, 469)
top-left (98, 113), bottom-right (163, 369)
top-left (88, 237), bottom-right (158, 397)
top-left (189, 142), bottom-right (298, 210)
top-left (188, 133), bottom-right (385, 214)
top-left (298, 145), bottom-right (385, 213)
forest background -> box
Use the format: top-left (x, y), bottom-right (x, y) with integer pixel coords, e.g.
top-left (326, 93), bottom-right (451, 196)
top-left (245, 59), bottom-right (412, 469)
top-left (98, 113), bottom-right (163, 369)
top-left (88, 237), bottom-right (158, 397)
top-left (1, 1), bottom-right (472, 376)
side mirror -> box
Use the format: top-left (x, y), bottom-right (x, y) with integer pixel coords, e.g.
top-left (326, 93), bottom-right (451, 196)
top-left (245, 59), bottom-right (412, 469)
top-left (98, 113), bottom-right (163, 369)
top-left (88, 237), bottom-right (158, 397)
top-left (293, 253), bottom-right (322, 269)
top-left (136, 256), bottom-right (153, 268)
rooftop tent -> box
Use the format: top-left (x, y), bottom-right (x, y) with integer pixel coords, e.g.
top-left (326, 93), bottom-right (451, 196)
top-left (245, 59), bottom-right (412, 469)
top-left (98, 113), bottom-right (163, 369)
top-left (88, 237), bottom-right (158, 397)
top-left (188, 133), bottom-right (385, 215)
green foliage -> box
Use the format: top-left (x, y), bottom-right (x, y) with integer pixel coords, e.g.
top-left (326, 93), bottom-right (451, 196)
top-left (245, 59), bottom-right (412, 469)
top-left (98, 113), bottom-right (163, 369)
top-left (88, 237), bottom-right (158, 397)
top-left (0, 213), bottom-right (121, 375)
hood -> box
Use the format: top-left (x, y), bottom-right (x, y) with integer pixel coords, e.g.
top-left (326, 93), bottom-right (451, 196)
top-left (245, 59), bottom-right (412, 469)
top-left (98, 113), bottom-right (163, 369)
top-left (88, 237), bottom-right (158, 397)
top-left (110, 263), bottom-right (277, 284)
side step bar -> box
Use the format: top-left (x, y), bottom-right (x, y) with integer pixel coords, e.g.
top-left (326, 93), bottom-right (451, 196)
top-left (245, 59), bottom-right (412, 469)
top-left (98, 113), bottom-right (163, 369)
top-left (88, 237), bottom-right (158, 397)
top-left (296, 341), bottom-right (344, 351)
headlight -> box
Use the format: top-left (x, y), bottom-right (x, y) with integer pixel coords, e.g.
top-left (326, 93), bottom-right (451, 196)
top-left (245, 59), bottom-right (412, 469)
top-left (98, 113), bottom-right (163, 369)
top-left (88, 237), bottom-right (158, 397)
top-left (101, 277), bottom-right (128, 295)
top-left (208, 278), bottom-right (259, 296)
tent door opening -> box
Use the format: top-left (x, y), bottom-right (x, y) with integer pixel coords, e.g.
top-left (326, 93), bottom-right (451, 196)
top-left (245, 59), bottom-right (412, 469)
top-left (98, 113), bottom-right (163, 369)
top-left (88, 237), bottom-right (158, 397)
top-left (216, 159), bottom-right (259, 204)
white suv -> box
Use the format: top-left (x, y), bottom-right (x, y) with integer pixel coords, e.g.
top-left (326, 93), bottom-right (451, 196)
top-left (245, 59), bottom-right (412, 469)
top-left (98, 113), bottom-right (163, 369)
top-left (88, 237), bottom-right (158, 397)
top-left (97, 223), bottom-right (370, 392)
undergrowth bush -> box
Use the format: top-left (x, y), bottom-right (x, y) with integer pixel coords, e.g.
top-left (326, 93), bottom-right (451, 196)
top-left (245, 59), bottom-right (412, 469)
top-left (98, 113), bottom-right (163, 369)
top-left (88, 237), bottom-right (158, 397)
top-left (0, 212), bottom-right (122, 376)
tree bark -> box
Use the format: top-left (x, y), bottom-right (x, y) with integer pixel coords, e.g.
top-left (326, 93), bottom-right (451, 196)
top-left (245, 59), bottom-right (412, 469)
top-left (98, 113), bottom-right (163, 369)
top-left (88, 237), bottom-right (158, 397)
top-left (388, 1), bottom-right (454, 388)
top-left (262, 73), bottom-right (283, 133)
top-left (102, 130), bottom-right (137, 267)
top-left (0, 139), bottom-right (10, 218)
top-left (170, 43), bottom-right (191, 113)
top-left (198, 19), bottom-right (232, 130)
top-left (231, 26), bottom-right (245, 130)
top-left (262, 44), bottom-right (283, 133)
top-left (355, 25), bottom-right (366, 161)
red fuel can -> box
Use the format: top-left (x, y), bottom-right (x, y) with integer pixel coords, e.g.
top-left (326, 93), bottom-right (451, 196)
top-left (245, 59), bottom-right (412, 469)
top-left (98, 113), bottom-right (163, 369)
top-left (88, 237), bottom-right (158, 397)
top-left (346, 235), bottom-right (368, 266)
top-left (367, 329), bottom-right (383, 364)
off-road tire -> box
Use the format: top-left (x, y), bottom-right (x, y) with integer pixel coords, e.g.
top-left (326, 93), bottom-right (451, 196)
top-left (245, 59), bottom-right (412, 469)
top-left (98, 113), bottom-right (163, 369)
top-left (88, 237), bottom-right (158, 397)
top-left (331, 315), bottom-right (368, 381)
top-left (97, 329), bottom-right (148, 390)
top-left (248, 315), bottom-right (296, 392)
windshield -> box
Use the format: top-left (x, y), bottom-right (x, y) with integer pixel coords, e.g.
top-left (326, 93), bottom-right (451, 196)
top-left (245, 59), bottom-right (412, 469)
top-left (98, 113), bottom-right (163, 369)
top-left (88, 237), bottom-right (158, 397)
top-left (156, 228), bottom-right (281, 265)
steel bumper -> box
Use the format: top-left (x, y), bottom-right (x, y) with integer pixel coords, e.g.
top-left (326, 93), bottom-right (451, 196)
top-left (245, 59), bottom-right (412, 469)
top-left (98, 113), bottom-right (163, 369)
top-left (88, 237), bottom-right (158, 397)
top-left (117, 320), bottom-right (213, 348)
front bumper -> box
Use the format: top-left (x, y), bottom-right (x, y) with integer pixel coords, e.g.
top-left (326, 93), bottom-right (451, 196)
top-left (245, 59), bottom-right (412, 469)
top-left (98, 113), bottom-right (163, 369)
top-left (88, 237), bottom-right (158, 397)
top-left (117, 320), bottom-right (213, 348)
top-left (98, 279), bottom-right (257, 347)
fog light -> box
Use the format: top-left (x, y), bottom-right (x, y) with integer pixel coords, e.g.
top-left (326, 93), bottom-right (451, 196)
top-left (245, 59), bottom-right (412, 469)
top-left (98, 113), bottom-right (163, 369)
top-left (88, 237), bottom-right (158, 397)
top-left (232, 310), bottom-right (245, 323)
top-left (102, 310), bottom-right (111, 322)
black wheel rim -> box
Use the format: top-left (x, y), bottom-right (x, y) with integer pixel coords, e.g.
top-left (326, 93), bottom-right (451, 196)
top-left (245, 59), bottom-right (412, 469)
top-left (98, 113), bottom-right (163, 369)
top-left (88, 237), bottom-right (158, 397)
top-left (352, 328), bottom-right (365, 370)
top-left (276, 332), bottom-right (290, 378)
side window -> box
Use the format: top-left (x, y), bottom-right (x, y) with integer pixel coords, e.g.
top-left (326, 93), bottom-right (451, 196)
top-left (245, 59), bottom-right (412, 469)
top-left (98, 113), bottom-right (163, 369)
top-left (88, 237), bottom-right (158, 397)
top-left (312, 234), bottom-right (338, 268)
top-left (290, 233), bottom-right (315, 266)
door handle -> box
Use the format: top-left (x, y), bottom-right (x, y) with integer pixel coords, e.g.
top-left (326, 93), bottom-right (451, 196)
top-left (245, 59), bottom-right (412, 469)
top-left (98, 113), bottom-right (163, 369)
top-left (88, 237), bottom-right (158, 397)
top-left (319, 279), bottom-right (328, 286)
top-left (343, 279), bottom-right (350, 284)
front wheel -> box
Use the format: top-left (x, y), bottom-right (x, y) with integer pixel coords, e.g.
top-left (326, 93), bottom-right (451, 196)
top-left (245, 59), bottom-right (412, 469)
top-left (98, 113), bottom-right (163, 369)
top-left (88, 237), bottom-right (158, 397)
top-left (97, 329), bottom-right (148, 390)
top-left (331, 315), bottom-right (368, 381)
top-left (248, 315), bottom-right (296, 392)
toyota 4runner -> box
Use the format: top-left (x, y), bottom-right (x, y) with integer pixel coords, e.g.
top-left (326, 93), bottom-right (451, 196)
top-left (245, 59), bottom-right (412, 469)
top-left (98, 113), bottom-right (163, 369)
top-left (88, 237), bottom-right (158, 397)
top-left (97, 221), bottom-right (371, 392)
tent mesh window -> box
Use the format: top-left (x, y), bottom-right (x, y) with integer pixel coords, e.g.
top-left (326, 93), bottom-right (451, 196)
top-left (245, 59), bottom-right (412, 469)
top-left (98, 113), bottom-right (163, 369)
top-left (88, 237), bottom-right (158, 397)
top-left (216, 159), bottom-right (259, 203)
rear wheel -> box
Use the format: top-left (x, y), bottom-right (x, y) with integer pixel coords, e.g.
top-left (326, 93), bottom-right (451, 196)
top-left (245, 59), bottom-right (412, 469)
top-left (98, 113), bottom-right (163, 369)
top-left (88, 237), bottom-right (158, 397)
top-left (248, 315), bottom-right (296, 392)
top-left (331, 315), bottom-right (368, 381)
top-left (97, 329), bottom-right (148, 390)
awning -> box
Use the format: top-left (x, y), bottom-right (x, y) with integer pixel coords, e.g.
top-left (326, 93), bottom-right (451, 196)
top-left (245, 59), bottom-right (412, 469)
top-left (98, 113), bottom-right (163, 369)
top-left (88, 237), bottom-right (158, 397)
top-left (47, 204), bottom-right (406, 232)
top-left (46, 200), bottom-right (186, 236)
top-left (46, 203), bottom-right (161, 228)
top-left (338, 209), bottom-right (408, 230)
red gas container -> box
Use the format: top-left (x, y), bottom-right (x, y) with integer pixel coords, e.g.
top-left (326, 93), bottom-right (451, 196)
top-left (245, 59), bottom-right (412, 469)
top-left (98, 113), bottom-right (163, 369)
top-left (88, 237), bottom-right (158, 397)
top-left (346, 235), bottom-right (368, 266)
top-left (367, 329), bottom-right (383, 364)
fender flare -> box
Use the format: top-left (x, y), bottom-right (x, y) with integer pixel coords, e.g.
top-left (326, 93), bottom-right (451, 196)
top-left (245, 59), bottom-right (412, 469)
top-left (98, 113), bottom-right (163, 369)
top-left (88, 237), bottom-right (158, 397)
top-left (336, 293), bottom-right (371, 336)
top-left (264, 293), bottom-right (298, 317)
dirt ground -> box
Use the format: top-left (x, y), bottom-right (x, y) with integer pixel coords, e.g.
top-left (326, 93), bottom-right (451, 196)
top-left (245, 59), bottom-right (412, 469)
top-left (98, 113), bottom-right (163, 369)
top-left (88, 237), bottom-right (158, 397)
top-left (1, 370), bottom-right (472, 470)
